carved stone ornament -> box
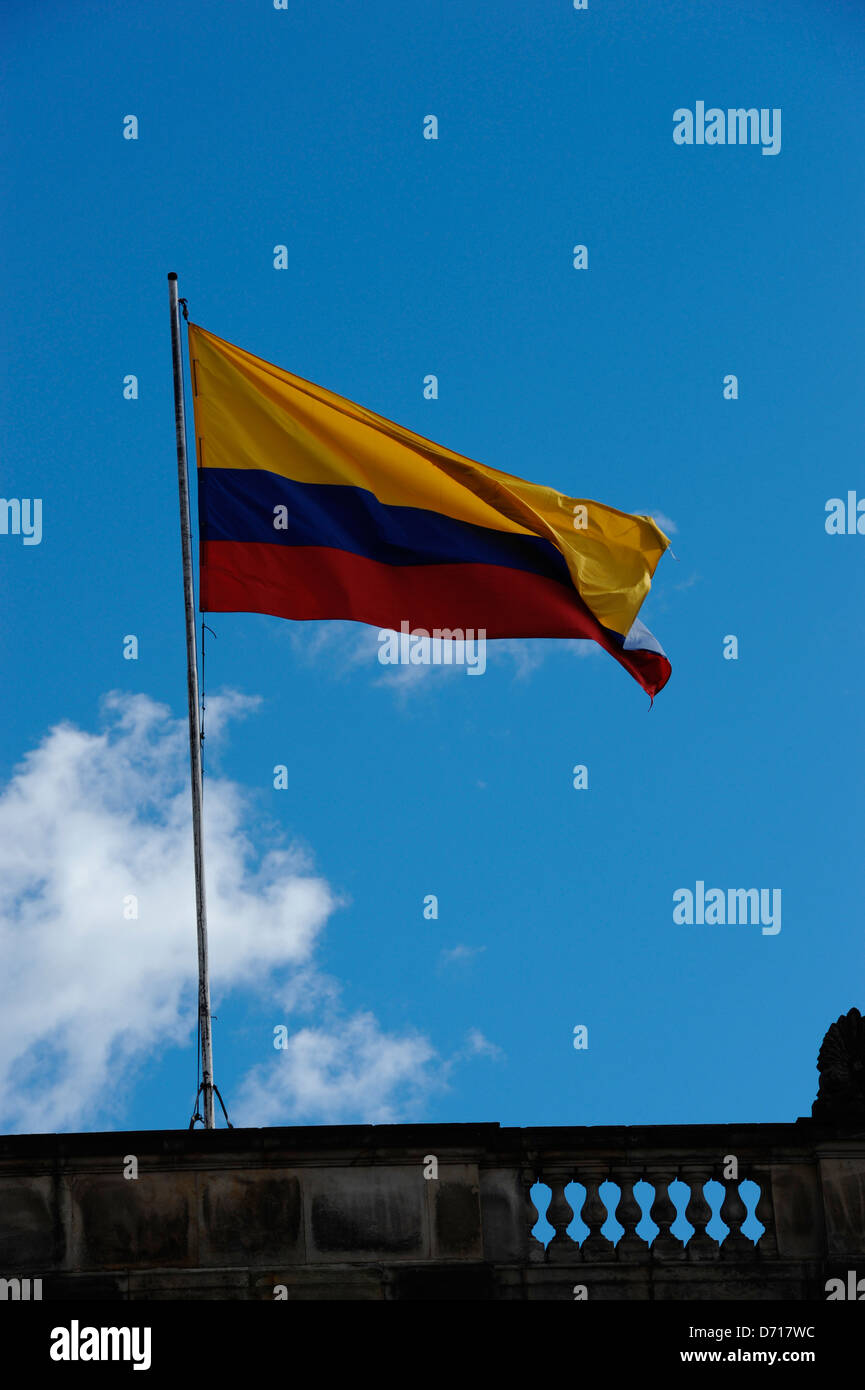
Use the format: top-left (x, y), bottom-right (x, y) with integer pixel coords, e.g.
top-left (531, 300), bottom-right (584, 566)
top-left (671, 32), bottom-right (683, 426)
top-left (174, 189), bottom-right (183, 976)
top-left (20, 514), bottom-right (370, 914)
top-left (812, 1007), bottom-right (865, 1123)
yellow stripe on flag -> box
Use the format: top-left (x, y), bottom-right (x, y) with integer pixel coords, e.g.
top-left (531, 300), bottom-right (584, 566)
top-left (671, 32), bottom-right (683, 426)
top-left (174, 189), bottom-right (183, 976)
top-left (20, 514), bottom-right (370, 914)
top-left (189, 323), bottom-right (670, 637)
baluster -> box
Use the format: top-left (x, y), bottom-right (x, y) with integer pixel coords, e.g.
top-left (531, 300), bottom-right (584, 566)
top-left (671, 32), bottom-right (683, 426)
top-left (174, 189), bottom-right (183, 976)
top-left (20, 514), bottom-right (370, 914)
top-left (647, 1166), bottom-right (686, 1260)
top-left (520, 1164), bottom-right (545, 1262)
top-left (544, 1166), bottom-right (578, 1262)
top-left (681, 1164), bottom-right (719, 1260)
top-left (517, 1162), bottom-right (545, 1262)
top-left (613, 1167), bottom-right (646, 1261)
top-left (720, 1178), bottom-right (754, 1258)
top-left (753, 1168), bottom-right (778, 1257)
top-left (578, 1166), bottom-right (615, 1259)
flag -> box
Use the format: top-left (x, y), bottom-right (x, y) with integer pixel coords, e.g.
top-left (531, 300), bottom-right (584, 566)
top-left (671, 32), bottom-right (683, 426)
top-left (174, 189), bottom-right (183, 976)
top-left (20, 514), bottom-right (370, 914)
top-left (188, 323), bottom-right (672, 697)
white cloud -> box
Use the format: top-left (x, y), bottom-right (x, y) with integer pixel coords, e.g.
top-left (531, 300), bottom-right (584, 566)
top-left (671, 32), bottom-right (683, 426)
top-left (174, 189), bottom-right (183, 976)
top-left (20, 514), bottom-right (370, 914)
top-left (635, 509), bottom-right (678, 536)
top-left (286, 619), bottom-right (374, 674)
top-left (488, 637), bottom-right (598, 679)
top-left (439, 944), bottom-right (487, 967)
top-left (0, 692), bottom-right (440, 1132)
top-left (234, 1013), bottom-right (438, 1125)
top-left (287, 620), bottom-right (600, 695)
top-left (461, 1028), bottom-right (505, 1062)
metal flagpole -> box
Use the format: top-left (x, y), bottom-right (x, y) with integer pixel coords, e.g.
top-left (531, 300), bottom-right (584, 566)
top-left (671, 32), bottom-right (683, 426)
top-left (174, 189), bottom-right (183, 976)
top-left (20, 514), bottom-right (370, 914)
top-left (168, 271), bottom-right (215, 1130)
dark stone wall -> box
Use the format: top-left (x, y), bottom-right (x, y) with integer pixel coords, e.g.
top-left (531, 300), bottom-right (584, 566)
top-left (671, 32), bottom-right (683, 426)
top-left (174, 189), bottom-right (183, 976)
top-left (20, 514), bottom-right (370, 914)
top-left (0, 1120), bottom-right (862, 1300)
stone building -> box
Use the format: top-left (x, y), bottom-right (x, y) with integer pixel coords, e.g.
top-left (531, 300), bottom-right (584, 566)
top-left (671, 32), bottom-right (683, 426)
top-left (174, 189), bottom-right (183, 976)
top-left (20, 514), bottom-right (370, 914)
top-left (0, 1008), bottom-right (863, 1300)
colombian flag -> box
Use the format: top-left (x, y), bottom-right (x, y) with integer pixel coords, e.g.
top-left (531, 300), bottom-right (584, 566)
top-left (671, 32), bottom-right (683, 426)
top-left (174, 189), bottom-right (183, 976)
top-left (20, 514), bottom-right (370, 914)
top-left (189, 324), bottom-right (672, 698)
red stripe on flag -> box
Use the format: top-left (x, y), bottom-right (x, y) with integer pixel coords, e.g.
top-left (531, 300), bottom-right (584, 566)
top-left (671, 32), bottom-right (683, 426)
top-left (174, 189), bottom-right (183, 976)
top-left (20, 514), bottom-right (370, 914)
top-left (200, 540), bottom-right (671, 697)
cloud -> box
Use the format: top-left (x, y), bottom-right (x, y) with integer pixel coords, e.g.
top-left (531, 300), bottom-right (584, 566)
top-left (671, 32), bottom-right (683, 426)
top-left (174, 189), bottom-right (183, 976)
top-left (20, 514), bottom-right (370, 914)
top-left (436, 1027), bottom-right (505, 1080)
top-left (488, 637), bottom-right (598, 680)
top-left (461, 1028), bottom-right (505, 1063)
top-left (288, 621), bottom-right (601, 698)
top-left (234, 1013), bottom-right (438, 1125)
top-left (639, 508), bottom-right (681, 533)
top-left (286, 620), bottom-right (374, 675)
top-left (439, 944), bottom-right (487, 967)
top-left (0, 691), bottom-right (440, 1132)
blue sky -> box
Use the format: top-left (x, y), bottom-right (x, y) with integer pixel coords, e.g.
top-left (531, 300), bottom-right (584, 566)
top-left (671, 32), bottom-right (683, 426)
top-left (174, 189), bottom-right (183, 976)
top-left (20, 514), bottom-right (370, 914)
top-left (1, 0), bottom-right (863, 1140)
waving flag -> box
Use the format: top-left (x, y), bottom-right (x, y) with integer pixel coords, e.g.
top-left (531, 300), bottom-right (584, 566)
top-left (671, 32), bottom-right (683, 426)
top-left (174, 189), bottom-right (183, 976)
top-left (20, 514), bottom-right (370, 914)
top-left (188, 323), bottom-right (671, 697)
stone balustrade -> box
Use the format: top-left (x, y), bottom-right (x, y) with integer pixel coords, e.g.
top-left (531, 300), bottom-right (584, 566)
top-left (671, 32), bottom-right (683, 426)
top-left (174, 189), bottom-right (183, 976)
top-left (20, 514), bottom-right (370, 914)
top-left (523, 1158), bottom-right (776, 1261)
top-left (0, 1117), bottom-right (862, 1299)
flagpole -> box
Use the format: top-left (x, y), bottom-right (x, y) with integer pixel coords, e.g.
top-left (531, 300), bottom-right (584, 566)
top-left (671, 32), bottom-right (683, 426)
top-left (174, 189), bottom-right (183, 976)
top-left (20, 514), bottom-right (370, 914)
top-left (168, 271), bottom-right (215, 1130)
